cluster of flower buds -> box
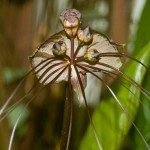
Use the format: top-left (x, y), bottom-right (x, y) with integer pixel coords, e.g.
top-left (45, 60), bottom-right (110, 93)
top-left (59, 9), bottom-right (93, 42)
top-left (52, 41), bottom-right (67, 56)
top-left (59, 9), bottom-right (99, 63)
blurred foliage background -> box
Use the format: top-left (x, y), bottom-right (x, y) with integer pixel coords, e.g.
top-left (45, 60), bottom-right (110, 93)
top-left (0, 0), bottom-right (150, 150)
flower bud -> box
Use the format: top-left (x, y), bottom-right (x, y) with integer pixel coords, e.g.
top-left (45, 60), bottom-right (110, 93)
top-left (63, 17), bottom-right (79, 28)
top-left (63, 18), bottom-right (79, 37)
top-left (77, 26), bottom-right (93, 43)
top-left (59, 9), bottom-right (81, 37)
top-left (52, 41), bottom-right (67, 56)
top-left (84, 49), bottom-right (100, 63)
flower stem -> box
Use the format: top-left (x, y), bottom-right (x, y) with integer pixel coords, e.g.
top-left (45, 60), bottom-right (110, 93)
top-left (60, 67), bottom-right (73, 150)
top-left (70, 36), bottom-right (74, 64)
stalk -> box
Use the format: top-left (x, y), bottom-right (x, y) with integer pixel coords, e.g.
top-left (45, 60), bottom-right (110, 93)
top-left (60, 67), bottom-right (73, 150)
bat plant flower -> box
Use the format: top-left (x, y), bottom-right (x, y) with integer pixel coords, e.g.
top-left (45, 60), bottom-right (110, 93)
top-left (30, 9), bottom-right (122, 105)
top-left (2, 8), bottom-right (150, 150)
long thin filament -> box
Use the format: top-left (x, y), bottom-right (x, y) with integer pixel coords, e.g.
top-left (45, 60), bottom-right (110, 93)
top-left (77, 64), bottom-right (150, 150)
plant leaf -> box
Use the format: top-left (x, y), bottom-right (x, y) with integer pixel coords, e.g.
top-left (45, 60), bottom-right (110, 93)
top-left (131, 1), bottom-right (150, 149)
top-left (134, 0), bottom-right (150, 54)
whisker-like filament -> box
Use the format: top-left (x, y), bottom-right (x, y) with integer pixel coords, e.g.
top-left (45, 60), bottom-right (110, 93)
top-left (0, 57), bottom-right (55, 116)
top-left (79, 63), bottom-right (147, 105)
top-left (100, 70), bottom-right (146, 107)
top-left (7, 62), bottom-right (69, 150)
top-left (77, 64), bottom-right (150, 150)
top-left (0, 80), bottom-right (24, 116)
top-left (7, 81), bottom-right (49, 150)
top-left (79, 62), bottom-right (150, 99)
top-left (0, 58), bottom-right (65, 119)
top-left (78, 63), bottom-right (146, 108)
top-left (73, 64), bottom-right (103, 150)
top-left (8, 98), bottom-right (32, 150)
top-left (0, 83), bottom-right (38, 122)
top-left (97, 62), bottom-right (150, 96)
top-left (99, 52), bottom-right (148, 69)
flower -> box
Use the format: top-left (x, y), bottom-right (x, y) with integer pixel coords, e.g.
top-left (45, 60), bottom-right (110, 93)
top-left (30, 9), bottom-right (122, 105)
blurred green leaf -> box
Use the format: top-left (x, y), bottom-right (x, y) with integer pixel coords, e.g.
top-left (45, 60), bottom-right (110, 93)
top-left (132, 71), bottom-right (150, 150)
top-left (134, 0), bottom-right (150, 54)
top-left (79, 42), bottom-right (150, 150)
top-left (8, 104), bottom-right (29, 138)
top-left (131, 1), bottom-right (150, 149)
top-left (3, 68), bottom-right (26, 84)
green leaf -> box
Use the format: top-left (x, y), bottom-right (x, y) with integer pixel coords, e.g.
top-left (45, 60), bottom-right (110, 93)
top-left (134, 0), bottom-right (150, 54)
top-left (132, 71), bottom-right (150, 150)
top-left (3, 67), bottom-right (26, 84)
top-left (79, 42), bottom-right (150, 150)
top-left (131, 1), bottom-right (150, 149)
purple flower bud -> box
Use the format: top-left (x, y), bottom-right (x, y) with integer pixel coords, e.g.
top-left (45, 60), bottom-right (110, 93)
top-left (59, 9), bottom-right (81, 24)
top-left (59, 9), bottom-right (81, 37)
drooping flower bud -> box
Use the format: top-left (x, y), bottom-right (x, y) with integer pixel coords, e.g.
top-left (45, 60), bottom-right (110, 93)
top-left (52, 41), bottom-right (67, 56)
top-left (59, 9), bottom-right (81, 37)
top-left (84, 49), bottom-right (100, 63)
top-left (77, 26), bottom-right (93, 43)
